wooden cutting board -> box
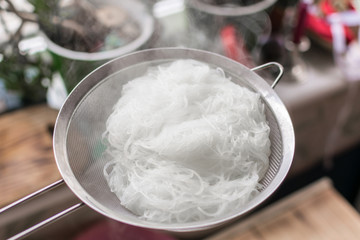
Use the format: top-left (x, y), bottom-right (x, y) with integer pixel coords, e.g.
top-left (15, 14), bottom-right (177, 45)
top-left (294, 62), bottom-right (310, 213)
top-left (206, 178), bottom-right (360, 240)
top-left (0, 104), bottom-right (61, 207)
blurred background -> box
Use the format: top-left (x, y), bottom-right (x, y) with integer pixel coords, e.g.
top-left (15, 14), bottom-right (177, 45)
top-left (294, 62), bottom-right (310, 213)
top-left (1, 0), bottom-right (360, 239)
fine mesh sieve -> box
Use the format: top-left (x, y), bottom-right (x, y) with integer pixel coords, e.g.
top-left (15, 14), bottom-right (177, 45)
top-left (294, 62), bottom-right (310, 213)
top-left (2, 48), bottom-right (294, 239)
top-left (54, 48), bottom-right (294, 233)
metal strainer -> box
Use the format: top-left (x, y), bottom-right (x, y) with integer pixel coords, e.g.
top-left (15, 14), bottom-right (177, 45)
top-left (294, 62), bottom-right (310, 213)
top-left (3, 48), bottom-right (294, 239)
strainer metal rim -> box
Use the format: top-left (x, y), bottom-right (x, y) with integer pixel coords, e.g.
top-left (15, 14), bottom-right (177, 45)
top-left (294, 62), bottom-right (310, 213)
top-left (186, 0), bottom-right (277, 16)
top-left (53, 47), bottom-right (294, 232)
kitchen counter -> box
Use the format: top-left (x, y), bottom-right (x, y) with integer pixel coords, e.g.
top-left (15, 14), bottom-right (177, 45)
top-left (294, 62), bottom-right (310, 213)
top-left (275, 45), bottom-right (360, 175)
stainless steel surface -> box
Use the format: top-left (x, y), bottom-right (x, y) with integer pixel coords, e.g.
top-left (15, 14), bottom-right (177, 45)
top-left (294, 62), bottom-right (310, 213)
top-left (52, 47), bottom-right (294, 234)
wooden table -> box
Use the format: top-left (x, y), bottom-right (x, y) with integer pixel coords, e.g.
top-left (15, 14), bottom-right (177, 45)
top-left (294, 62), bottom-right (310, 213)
top-left (0, 104), bottom-right (61, 207)
top-left (207, 178), bottom-right (360, 240)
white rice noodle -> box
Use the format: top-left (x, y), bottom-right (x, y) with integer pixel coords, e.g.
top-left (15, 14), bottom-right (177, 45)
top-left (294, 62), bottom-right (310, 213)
top-left (103, 59), bottom-right (271, 223)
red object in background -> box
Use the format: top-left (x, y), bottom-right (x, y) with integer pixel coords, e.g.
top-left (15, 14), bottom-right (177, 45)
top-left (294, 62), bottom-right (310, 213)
top-left (306, 0), bottom-right (355, 46)
top-left (221, 25), bottom-right (240, 61)
top-left (293, 1), bottom-right (309, 44)
top-left (220, 25), bottom-right (254, 67)
top-left (74, 219), bottom-right (176, 240)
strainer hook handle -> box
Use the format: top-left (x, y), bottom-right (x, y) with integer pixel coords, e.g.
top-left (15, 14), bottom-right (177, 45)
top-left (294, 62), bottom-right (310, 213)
top-left (251, 62), bottom-right (284, 89)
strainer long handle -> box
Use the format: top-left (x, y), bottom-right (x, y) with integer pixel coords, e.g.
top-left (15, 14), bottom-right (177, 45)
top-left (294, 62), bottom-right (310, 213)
top-left (0, 179), bottom-right (84, 239)
top-left (251, 62), bottom-right (284, 89)
top-left (0, 179), bottom-right (64, 214)
top-left (8, 203), bottom-right (84, 240)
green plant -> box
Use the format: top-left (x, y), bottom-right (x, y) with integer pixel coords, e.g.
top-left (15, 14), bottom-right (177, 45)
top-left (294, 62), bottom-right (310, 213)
top-left (0, 0), bottom-right (56, 104)
top-left (0, 43), bottom-right (55, 104)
